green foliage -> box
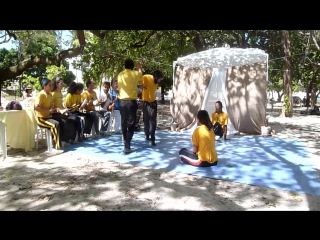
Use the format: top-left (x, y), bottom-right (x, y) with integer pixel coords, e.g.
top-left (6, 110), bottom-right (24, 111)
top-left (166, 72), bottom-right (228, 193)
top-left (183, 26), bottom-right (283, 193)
top-left (22, 75), bottom-right (41, 91)
top-left (0, 48), bottom-right (18, 70)
top-left (45, 64), bottom-right (75, 87)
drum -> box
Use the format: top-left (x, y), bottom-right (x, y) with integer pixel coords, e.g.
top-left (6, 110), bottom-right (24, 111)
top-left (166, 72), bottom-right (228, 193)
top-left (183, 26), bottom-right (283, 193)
top-left (213, 122), bottom-right (224, 138)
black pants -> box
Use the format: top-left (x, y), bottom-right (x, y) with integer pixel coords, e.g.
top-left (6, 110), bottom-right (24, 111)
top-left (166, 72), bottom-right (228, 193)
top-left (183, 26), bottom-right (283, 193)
top-left (179, 148), bottom-right (218, 167)
top-left (68, 113), bottom-right (84, 140)
top-left (119, 99), bottom-right (138, 149)
top-left (72, 111), bottom-right (93, 135)
top-left (52, 113), bottom-right (75, 143)
top-left (142, 100), bottom-right (157, 141)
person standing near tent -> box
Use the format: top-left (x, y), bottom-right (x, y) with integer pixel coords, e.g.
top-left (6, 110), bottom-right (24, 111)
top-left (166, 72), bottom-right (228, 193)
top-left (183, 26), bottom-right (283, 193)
top-left (139, 70), bottom-right (164, 146)
top-left (179, 110), bottom-right (218, 167)
top-left (211, 100), bottom-right (230, 140)
top-left (117, 58), bottom-right (145, 154)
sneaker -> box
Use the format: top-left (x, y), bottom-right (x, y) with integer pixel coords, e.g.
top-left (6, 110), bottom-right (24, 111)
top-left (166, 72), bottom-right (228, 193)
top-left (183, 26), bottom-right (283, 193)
top-left (99, 131), bottom-right (105, 135)
top-left (50, 148), bottom-right (64, 154)
top-left (149, 141), bottom-right (156, 146)
top-left (124, 148), bottom-right (133, 154)
top-left (145, 136), bottom-right (150, 141)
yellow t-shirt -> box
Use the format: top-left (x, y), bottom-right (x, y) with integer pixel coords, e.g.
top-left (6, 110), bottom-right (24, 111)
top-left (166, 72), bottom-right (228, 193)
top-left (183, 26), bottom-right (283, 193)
top-left (211, 111), bottom-right (228, 127)
top-left (65, 93), bottom-right (81, 111)
top-left (191, 124), bottom-right (218, 163)
top-left (139, 74), bottom-right (158, 102)
top-left (52, 90), bottom-right (64, 109)
top-left (81, 90), bottom-right (98, 112)
top-left (118, 69), bottom-right (142, 100)
top-left (35, 90), bottom-right (54, 118)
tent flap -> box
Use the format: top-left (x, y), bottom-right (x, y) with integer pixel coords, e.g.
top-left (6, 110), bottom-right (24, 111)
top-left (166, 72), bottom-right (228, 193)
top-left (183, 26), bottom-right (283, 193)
top-left (171, 47), bottom-right (268, 135)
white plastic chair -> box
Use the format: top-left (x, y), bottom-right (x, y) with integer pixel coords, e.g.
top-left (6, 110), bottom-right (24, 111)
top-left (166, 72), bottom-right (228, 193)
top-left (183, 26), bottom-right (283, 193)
top-left (29, 101), bottom-right (53, 152)
top-left (21, 97), bottom-right (36, 109)
top-left (0, 122), bottom-right (7, 160)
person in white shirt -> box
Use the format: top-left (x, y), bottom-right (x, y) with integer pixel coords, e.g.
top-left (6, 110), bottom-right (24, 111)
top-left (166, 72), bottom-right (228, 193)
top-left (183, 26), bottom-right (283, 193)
top-left (97, 81), bottom-right (113, 133)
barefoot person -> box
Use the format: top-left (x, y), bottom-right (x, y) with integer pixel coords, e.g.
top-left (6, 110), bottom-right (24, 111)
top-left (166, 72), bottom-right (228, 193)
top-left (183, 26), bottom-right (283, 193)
top-left (179, 110), bottom-right (218, 167)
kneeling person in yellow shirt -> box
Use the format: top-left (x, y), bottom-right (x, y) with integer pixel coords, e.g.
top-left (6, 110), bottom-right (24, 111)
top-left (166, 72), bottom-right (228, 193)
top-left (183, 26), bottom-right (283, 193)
top-left (211, 100), bottom-right (229, 140)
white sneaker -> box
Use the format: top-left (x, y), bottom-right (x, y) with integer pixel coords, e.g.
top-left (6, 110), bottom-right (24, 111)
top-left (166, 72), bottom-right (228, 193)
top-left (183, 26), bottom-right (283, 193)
top-left (50, 148), bottom-right (64, 154)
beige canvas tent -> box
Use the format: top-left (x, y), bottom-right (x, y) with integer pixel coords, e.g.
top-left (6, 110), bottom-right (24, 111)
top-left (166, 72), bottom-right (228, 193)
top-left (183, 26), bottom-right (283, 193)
top-left (170, 47), bottom-right (268, 135)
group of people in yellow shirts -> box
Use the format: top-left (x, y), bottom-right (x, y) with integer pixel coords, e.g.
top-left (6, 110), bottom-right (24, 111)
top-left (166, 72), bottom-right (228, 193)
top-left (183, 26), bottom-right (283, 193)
top-left (33, 57), bottom-right (230, 168)
top-left (33, 76), bottom-right (117, 149)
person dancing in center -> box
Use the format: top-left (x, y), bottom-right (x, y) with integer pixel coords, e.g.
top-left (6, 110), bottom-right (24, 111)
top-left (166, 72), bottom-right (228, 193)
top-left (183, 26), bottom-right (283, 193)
top-left (179, 110), bottom-right (218, 167)
top-left (139, 70), bottom-right (164, 146)
top-left (117, 58), bottom-right (143, 154)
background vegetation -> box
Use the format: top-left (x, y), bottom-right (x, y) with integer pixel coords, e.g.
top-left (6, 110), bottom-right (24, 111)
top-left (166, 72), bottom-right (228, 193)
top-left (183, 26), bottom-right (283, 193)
top-left (1, 30), bottom-right (319, 116)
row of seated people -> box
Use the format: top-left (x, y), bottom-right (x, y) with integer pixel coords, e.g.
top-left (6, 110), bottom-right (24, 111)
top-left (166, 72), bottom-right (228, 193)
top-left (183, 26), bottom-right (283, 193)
top-left (33, 77), bottom-right (117, 150)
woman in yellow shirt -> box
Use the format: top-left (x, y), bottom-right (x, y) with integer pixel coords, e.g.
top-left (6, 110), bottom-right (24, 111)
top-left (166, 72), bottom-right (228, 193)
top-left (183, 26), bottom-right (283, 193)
top-left (65, 81), bottom-right (94, 141)
top-left (179, 110), bottom-right (218, 167)
top-left (51, 76), bottom-right (78, 142)
top-left (34, 78), bottom-right (69, 149)
top-left (211, 100), bottom-right (229, 140)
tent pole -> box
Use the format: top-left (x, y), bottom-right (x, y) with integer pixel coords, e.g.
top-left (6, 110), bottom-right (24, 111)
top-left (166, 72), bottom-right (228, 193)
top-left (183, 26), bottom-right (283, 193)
top-left (266, 54), bottom-right (269, 111)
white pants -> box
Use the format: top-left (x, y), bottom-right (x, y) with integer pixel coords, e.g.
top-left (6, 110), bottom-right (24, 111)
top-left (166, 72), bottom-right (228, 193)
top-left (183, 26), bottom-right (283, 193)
top-left (112, 110), bottom-right (121, 132)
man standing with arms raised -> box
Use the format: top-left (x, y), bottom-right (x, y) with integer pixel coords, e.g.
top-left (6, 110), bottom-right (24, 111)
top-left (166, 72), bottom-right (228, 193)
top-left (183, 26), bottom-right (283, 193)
top-left (139, 70), bottom-right (164, 146)
top-left (117, 58), bottom-right (144, 153)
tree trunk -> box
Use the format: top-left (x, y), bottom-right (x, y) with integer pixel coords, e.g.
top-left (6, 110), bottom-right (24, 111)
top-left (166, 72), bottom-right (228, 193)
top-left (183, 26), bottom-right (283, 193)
top-left (282, 30), bottom-right (293, 117)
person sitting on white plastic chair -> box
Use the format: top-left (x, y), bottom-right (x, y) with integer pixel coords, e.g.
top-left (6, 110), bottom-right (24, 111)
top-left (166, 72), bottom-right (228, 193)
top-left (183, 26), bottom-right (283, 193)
top-left (82, 79), bottom-right (111, 137)
top-left (34, 78), bottom-right (70, 150)
top-left (97, 81), bottom-right (113, 135)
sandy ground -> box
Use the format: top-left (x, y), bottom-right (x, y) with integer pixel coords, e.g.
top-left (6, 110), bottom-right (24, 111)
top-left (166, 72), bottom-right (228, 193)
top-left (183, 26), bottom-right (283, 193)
top-left (1, 93), bottom-right (320, 211)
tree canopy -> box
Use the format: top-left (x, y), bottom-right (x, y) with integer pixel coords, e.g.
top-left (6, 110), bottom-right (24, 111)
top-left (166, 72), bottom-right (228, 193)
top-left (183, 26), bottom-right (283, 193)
top-left (1, 30), bottom-right (320, 112)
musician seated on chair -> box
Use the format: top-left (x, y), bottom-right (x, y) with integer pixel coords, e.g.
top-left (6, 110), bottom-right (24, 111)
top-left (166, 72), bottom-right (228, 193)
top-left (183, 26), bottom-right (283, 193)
top-left (65, 81), bottom-right (93, 141)
top-left (211, 100), bottom-right (230, 141)
top-left (34, 78), bottom-right (71, 149)
top-left (81, 79), bottom-right (111, 136)
top-left (97, 81), bottom-right (113, 134)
